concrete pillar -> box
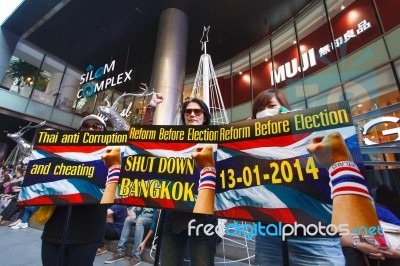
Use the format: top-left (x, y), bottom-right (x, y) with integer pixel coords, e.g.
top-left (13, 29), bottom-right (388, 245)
top-left (0, 28), bottom-right (18, 84)
top-left (150, 8), bottom-right (189, 125)
top-left (48, 72), bottom-right (79, 111)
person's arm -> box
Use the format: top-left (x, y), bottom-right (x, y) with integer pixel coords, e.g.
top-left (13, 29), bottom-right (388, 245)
top-left (340, 235), bottom-right (392, 260)
top-left (137, 210), bottom-right (158, 254)
top-left (100, 147), bottom-right (121, 204)
top-left (10, 176), bottom-right (23, 183)
top-left (106, 208), bottom-right (114, 223)
top-left (137, 229), bottom-right (155, 254)
top-left (192, 146), bottom-right (216, 214)
top-left (306, 132), bottom-right (382, 239)
top-left (142, 93), bottom-right (164, 125)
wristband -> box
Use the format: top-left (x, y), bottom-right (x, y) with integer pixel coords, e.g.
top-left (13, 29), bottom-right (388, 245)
top-left (328, 162), bottom-right (371, 199)
top-left (148, 102), bottom-right (156, 109)
top-left (106, 164), bottom-right (121, 186)
top-left (198, 167), bottom-right (216, 191)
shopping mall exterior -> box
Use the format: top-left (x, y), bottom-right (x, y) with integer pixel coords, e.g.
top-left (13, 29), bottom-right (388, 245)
top-left (0, 0), bottom-right (399, 195)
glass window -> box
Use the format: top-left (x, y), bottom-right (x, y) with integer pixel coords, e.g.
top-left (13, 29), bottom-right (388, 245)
top-left (232, 54), bottom-right (250, 106)
top-left (183, 76), bottom-right (195, 101)
top-left (271, 23), bottom-right (301, 89)
top-left (303, 64), bottom-right (341, 97)
top-left (375, 0), bottom-right (400, 32)
top-left (250, 41), bottom-right (273, 99)
top-left (215, 63), bottom-right (232, 108)
top-left (296, 1), bottom-right (335, 76)
top-left (395, 59), bottom-right (400, 82)
top-left (35, 55), bottom-right (66, 108)
top-left (343, 64), bottom-right (399, 115)
top-left (338, 38), bottom-right (389, 82)
top-left (327, 0), bottom-right (382, 59)
top-left (283, 81), bottom-right (305, 107)
top-left (306, 85), bottom-right (344, 108)
top-left (2, 55), bottom-right (45, 99)
top-left (385, 27), bottom-right (400, 60)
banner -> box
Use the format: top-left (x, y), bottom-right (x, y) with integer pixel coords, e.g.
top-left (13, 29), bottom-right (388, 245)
top-left (18, 131), bottom-right (127, 205)
top-left (19, 102), bottom-right (363, 224)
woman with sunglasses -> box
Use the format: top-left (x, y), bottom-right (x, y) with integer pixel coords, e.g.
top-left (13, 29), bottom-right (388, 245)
top-left (41, 114), bottom-right (110, 266)
top-left (142, 93), bottom-right (218, 266)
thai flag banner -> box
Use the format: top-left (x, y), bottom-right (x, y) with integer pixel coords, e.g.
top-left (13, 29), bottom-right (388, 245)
top-left (116, 101), bottom-right (363, 225)
top-left (18, 102), bottom-right (365, 225)
top-left (214, 101), bottom-right (361, 225)
top-left (114, 124), bottom-right (219, 210)
top-left (18, 131), bottom-right (127, 205)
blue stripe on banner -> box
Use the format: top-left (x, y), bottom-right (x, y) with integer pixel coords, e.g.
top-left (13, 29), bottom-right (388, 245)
top-left (264, 185), bottom-right (332, 224)
top-left (19, 178), bottom-right (105, 202)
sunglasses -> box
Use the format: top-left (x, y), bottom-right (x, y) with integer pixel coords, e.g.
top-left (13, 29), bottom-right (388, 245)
top-left (184, 108), bottom-right (204, 116)
top-left (81, 123), bottom-right (105, 131)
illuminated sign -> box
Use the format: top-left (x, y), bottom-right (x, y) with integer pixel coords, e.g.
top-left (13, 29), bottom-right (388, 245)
top-left (76, 60), bottom-right (133, 98)
top-left (271, 48), bottom-right (316, 86)
top-left (319, 20), bottom-right (371, 57)
top-left (272, 20), bottom-right (372, 85)
top-left (362, 116), bottom-right (400, 145)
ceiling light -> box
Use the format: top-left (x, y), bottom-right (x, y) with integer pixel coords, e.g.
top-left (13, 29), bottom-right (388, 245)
top-left (239, 71), bottom-right (242, 75)
top-left (293, 40), bottom-right (297, 44)
top-left (357, 104), bottom-right (363, 107)
top-left (264, 58), bottom-right (268, 62)
top-left (341, 5), bottom-right (345, 10)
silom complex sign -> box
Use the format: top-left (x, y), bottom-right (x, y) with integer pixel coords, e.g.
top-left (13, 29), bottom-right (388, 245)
top-left (76, 60), bottom-right (133, 98)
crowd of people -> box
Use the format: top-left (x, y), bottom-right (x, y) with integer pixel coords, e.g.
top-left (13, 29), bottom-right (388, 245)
top-left (1, 90), bottom-right (400, 266)
top-left (0, 162), bottom-right (38, 229)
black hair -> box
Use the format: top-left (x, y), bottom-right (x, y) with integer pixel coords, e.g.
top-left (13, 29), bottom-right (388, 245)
top-left (180, 98), bottom-right (212, 125)
top-left (17, 169), bottom-right (25, 175)
top-left (251, 89), bottom-right (290, 119)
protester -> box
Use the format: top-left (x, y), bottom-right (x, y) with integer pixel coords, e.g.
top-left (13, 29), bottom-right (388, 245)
top-left (11, 206), bottom-right (39, 229)
top-left (143, 93), bottom-right (218, 265)
top-left (41, 114), bottom-right (109, 266)
top-left (104, 208), bottom-right (159, 266)
top-left (251, 89), bottom-right (345, 265)
top-left (97, 204), bottom-right (128, 255)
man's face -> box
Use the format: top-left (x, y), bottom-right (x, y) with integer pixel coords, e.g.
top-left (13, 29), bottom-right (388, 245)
top-left (80, 119), bottom-right (105, 131)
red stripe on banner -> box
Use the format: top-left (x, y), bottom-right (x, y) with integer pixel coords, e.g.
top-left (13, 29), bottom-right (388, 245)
top-left (115, 197), bottom-right (177, 209)
top-left (17, 196), bottom-right (55, 205)
top-left (35, 145), bottom-right (105, 153)
top-left (215, 206), bottom-right (297, 223)
top-left (128, 141), bottom-right (196, 151)
top-left (219, 132), bottom-right (312, 150)
top-left (18, 193), bottom-right (89, 205)
top-left (114, 197), bottom-right (146, 206)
